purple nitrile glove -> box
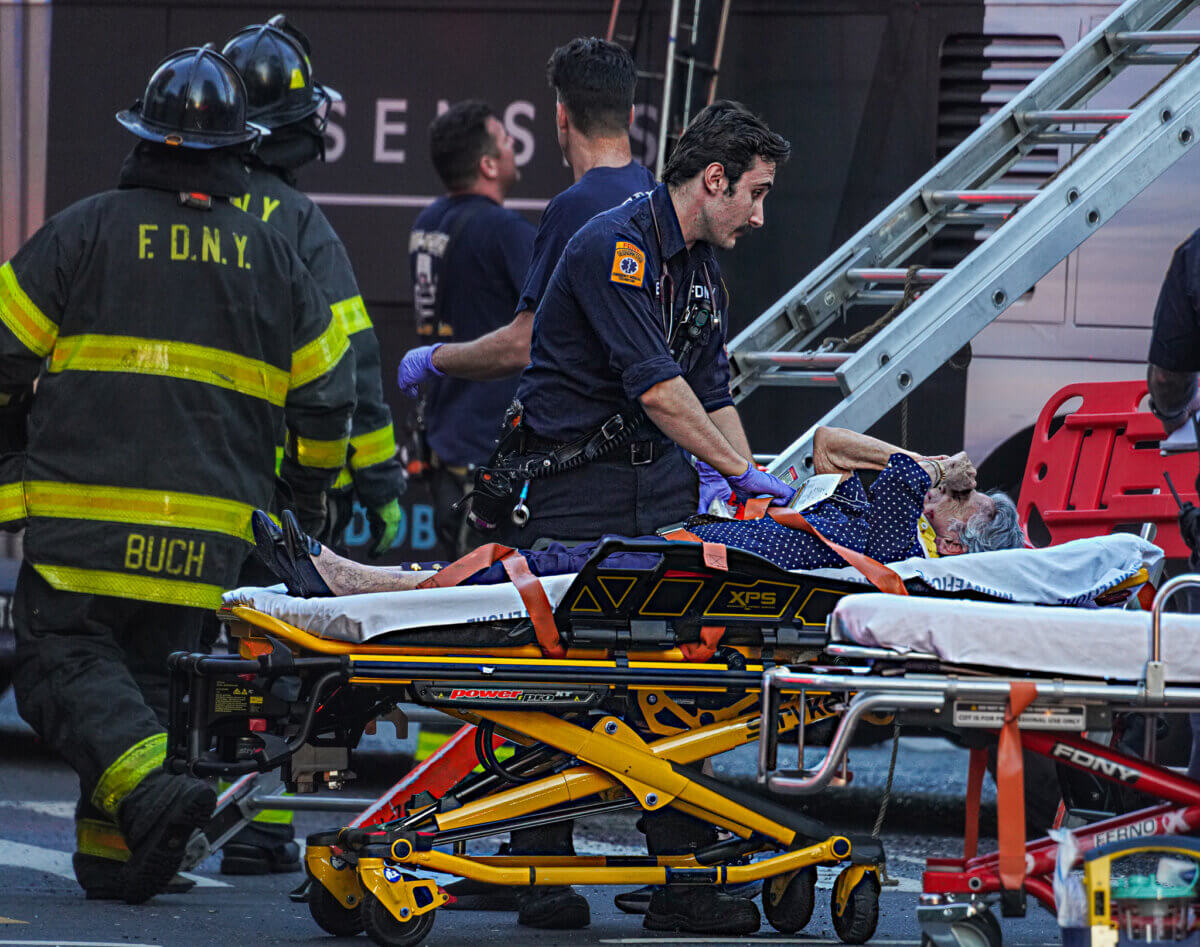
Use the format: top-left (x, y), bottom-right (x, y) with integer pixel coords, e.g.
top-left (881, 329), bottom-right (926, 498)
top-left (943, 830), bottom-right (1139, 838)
top-left (728, 461), bottom-right (796, 506)
top-left (397, 344), bottom-right (444, 398)
top-left (695, 460), bottom-right (733, 514)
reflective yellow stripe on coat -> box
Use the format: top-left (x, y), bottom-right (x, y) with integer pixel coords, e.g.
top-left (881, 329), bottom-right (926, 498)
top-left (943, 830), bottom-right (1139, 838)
top-left (294, 435), bottom-right (349, 469)
top-left (35, 564), bottom-right (225, 610)
top-left (350, 424), bottom-right (397, 470)
top-left (23, 481), bottom-right (255, 541)
top-left (0, 261), bottom-right (58, 356)
top-left (291, 319), bottom-right (349, 389)
top-left (49, 334), bottom-right (289, 406)
top-left (331, 295), bottom-right (372, 335)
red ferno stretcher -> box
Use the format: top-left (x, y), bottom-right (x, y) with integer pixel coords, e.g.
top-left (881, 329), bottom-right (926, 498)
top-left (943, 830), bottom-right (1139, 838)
top-left (755, 379), bottom-right (1200, 943)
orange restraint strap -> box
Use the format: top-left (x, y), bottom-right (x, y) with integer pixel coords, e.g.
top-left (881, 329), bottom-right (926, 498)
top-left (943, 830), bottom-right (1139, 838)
top-left (417, 543), bottom-right (515, 590)
top-left (661, 528), bottom-right (729, 571)
top-left (500, 553), bottom-right (566, 658)
top-left (661, 529), bottom-right (728, 660)
top-left (962, 746), bottom-right (988, 860)
top-left (997, 682), bottom-right (1037, 892)
top-left (740, 497), bottom-right (908, 596)
top-left (416, 543), bottom-right (565, 657)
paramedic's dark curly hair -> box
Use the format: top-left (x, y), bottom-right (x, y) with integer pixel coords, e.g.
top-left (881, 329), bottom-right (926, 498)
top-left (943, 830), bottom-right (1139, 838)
top-left (429, 100), bottom-right (498, 191)
top-left (546, 37), bottom-right (637, 137)
top-left (664, 100), bottom-right (791, 193)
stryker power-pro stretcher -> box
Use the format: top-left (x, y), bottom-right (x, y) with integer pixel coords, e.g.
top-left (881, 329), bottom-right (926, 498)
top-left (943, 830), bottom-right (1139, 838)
top-left (166, 533), bottom-right (1161, 946)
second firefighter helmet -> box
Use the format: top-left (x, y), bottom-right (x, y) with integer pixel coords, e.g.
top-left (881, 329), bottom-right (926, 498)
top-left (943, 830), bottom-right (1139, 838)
top-left (116, 45), bottom-right (262, 149)
top-left (222, 15), bottom-right (340, 130)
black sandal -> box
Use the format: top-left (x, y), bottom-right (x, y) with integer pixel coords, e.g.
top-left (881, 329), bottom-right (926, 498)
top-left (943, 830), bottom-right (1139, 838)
top-left (280, 509), bottom-right (333, 597)
top-left (250, 509), bottom-right (332, 597)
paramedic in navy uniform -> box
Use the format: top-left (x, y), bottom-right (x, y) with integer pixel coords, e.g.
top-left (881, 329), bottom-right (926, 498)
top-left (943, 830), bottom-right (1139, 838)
top-left (501, 100), bottom-right (795, 548)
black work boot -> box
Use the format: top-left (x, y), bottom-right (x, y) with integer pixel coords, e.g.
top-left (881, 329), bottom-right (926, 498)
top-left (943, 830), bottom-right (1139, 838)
top-left (117, 771), bottom-right (215, 905)
top-left (220, 822), bottom-right (301, 875)
top-left (73, 852), bottom-right (195, 900)
top-left (643, 884), bottom-right (760, 935)
top-left (514, 885), bottom-right (590, 929)
top-left (616, 879), bottom-right (763, 915)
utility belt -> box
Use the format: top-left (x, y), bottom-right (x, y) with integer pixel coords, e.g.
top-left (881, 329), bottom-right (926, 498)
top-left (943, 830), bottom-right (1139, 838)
top-left (462, 401), bottom-right (650, 533)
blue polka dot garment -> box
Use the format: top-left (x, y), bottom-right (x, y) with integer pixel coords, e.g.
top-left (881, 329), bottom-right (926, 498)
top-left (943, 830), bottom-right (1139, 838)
top-left (687, 454), bottom-right (932, 569)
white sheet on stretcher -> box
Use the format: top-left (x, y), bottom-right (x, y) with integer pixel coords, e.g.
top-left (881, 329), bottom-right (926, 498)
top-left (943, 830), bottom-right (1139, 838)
top-left (831, 593), bottom-right (1200, 681)
top-left (222, 534), bottom-right (1162, 645)
top-left (223, 574), bottom-right (580, 645)
top-left (809, 534), bottom-right (1161, 607)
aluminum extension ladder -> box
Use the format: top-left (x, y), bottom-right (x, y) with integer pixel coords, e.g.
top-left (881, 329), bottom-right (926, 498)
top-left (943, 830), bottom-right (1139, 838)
top-left (727, 0), bottom-right (1200, 483)
top-left (607, 0), bottom-right (732, 178)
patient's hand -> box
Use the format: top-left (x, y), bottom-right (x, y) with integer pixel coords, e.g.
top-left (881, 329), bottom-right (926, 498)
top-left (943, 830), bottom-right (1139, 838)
top-left (941, 452), bottom-right (976, 493)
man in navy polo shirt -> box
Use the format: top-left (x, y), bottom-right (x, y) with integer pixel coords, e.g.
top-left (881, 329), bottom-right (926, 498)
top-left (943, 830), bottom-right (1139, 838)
top-left (398, 37), bottom-right (654, 393)
top-left (407, 102), bottom-right (535, 553)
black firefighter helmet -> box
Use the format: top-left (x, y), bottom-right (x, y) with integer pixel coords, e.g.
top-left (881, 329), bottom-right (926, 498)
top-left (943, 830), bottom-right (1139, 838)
top-left (221, 14), bottom-right (340, 130)
top-left (116, 45), bottom-right (262, 150)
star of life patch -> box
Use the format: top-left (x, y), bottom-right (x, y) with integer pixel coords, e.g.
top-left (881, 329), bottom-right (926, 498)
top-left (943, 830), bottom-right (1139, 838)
top-left (610, 240), bottom-right (646, 287)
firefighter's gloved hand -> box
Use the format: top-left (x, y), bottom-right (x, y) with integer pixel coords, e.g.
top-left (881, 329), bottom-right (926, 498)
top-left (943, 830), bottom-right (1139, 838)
top-left (397, 344), bottom-right (444, 398)
top-left (728, 462), bottom-right (796, 506)
top-left (367, 498), bottom-right (402, 558)
top-left (695, 460), bottom-right (733, 514)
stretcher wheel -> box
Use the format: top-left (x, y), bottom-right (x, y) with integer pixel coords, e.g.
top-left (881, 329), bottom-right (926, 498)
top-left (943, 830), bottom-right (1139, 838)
top-left (362, 889), bottom-right (436, 947)
top-left (763, 866), bottom-right (816, 933)
top-left (308, 881), bottom-right (364, 937)
top-left (920, 911), bottom-right (1001, 947)
top-left (831, 868), bottom-right (880, 944)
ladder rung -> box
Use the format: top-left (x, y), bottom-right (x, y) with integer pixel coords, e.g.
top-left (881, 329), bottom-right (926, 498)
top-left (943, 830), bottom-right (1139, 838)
top-left (752, 372), bottom-right (843, 389)
top-left (1029, 130), bottom-right (1103, 145)
top-left (735, 352), bottom-right (852, 370)
top-left (673, 54), bottom-right (718, 74)
top-left (852, 290), bottom-right (907, 305)
top-left (942, 210), bottom-right (1012, 224)
top-left (927, 189), bottom-right (1039, 205)
top-left (1018, 109), bottom-right (1131, 124)
top-left (847, 268), bottom-right (950, 283)
top-left (1113, 29), bottom-right (1200, 45)
top-left (1121, 50), bottom-right (1190, 64)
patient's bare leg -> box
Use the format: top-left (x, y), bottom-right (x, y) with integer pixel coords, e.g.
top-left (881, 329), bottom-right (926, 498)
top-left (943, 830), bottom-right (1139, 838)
top-left (310, 547), bottom-right (430, 594)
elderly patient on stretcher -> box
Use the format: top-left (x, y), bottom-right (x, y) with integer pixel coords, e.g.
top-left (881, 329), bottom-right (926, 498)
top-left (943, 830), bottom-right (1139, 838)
top-left (255, 427), bottom-right (1023, 596)
top-left (253, 426), bottom-right (1025, 597)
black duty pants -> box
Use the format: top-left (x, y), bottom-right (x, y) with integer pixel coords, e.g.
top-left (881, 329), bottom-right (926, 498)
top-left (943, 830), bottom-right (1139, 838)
top-left (498, 440), bottom-right (697, 548)
top-left (12, 562), bottom-right (204, 825)
top-left (496, 442), bottom-right (711, 858)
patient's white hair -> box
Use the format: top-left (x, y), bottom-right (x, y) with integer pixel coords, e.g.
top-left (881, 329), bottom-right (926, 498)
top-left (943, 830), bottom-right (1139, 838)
top-left (956, 491), bottom-right (1023, 554)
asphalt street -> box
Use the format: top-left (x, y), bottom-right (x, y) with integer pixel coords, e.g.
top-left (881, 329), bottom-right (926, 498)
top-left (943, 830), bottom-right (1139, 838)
top-left (0, 689), bottom-right (1063, 947)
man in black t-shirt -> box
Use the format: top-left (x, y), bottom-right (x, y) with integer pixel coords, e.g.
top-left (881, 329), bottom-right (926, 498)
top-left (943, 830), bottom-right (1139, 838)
top-left (406, 102), bottom-right (535, 553)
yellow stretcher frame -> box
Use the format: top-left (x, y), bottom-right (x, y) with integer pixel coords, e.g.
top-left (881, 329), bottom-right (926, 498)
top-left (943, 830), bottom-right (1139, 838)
top-left (221, 607), bottom-right (876, 944)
